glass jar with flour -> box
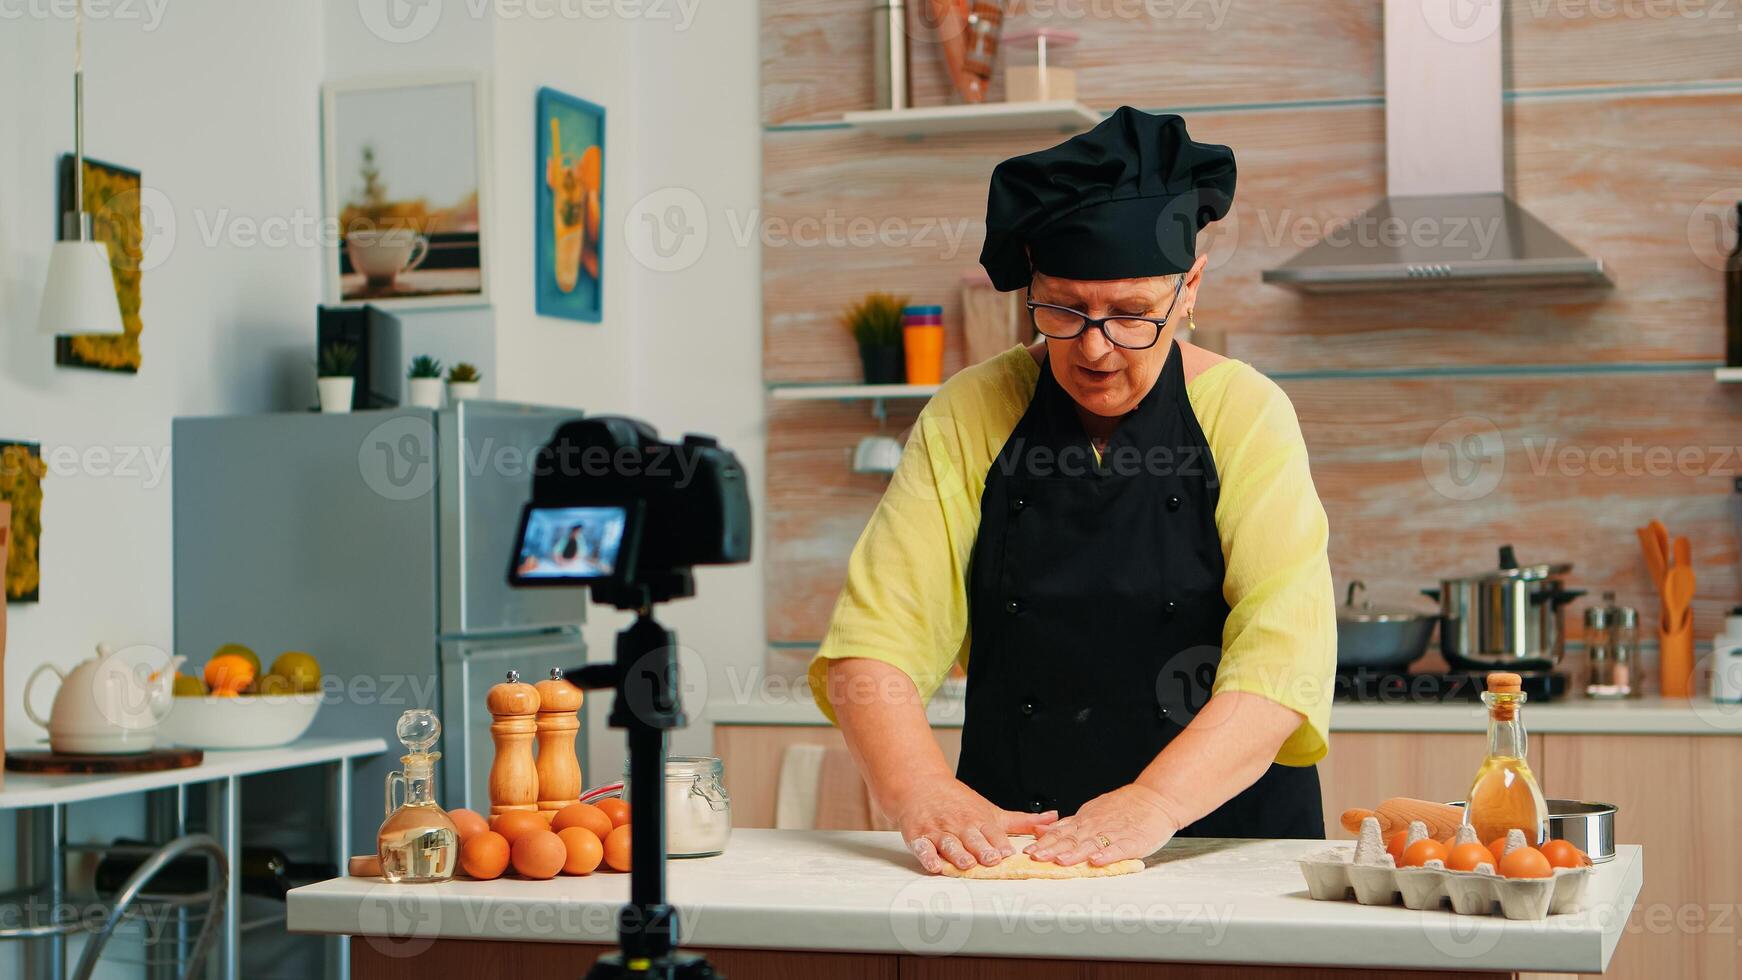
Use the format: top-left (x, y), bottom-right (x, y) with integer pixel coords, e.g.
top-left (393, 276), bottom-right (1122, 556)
top-left (622, 755), bottom-right (732, 858)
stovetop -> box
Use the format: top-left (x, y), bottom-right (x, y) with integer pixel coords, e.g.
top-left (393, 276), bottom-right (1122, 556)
top-left (1333, 669), bottom-right (1569, 704)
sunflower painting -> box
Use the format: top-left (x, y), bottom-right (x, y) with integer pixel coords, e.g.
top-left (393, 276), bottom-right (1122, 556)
top-left (0, 442), bottom-right (45, 604)
top-left (54, 156), bottom-right (144, 372)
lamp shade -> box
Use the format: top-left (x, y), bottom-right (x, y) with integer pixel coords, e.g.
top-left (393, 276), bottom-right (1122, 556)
top-left (38, 239), bottom-right (123, 335)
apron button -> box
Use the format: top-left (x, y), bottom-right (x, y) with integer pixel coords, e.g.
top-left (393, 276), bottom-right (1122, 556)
top-left (1163, 600), bottom-right (1178, 620)
top-left (1166, 495), bottom-right (1182, 512)
top-left (1158, 705), bottom-right (1172, 721)
top-left (1021, 702), bottom-right (1035, 716)
top-left (1006, 598), bottom-right (1022, 615)
top-left (1012, 497), bottom-right (1027, 512)
top-left (1030, 796), bottom-right (1050, 812)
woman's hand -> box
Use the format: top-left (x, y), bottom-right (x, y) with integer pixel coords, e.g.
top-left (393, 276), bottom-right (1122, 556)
top-left (895, 777), bottom-right (1058, 874)
top-left (1026, 783), bottom-right (1181, 867)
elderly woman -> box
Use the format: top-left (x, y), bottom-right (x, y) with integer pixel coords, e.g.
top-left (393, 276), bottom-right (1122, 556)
top-left (808, 108), bottom-right (1335, 875)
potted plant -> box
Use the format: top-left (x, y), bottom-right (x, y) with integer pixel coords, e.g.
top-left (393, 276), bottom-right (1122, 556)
top-left (407, 355), bottom-right (445, 409)
top-left (842, 292), bottom-right (907, 385)
top-left (317, 343), bottom-right (358, 414)
top-left (447, 362), bottom-right (483, 402)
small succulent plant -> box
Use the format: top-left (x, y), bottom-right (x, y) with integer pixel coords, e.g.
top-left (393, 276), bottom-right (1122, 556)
top-left (447, 362), bottom-right (481, 383)
top-left (319, 342), bottom-right (359, 378)
top-left (407, 355), bottom-right (444, 379)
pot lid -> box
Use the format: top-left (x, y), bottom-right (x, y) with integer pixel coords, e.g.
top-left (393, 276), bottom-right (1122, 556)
top-left (1339, 581), bottom-right (1437, 623)
top-left (1458, 545), bottom-right (1572, 582)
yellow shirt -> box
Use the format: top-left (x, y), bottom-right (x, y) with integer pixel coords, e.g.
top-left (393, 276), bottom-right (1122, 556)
top-left (808, 345), bottom-right (1336, 766)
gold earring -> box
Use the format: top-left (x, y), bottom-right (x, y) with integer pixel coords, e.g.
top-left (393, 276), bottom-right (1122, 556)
top-left (1187, 308), bottom-right (1196, 332)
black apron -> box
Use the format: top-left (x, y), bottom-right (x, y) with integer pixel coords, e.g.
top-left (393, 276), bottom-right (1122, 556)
top-left (956, 343), bottom-right (1323, 838)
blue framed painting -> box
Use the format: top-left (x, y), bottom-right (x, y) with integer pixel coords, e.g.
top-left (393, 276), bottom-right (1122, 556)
top-left (535, 87), bottom-right (605, 322)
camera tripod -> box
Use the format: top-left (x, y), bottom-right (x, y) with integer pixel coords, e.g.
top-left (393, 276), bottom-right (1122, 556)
top-left (565, 576), bottom-right (722, 980)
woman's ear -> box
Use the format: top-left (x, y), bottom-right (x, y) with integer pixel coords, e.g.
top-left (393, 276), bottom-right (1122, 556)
top-left (1181, 254), bottom-right (1210, 309)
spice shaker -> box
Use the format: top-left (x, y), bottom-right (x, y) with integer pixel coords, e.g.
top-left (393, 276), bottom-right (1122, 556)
top-left (1585, 593), bottom-right (1638, 699)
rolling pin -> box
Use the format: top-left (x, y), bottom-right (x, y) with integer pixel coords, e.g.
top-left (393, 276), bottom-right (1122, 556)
top-left (1340, 797), bottom-right (1464, 841)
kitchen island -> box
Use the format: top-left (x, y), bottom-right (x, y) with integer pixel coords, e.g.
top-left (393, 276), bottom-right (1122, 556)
top-left (289, 829), bottom-right (1642, 978)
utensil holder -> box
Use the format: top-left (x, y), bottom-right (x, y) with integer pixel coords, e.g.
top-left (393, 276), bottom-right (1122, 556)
top-left (1660, 620), bottom-right (1695, 697)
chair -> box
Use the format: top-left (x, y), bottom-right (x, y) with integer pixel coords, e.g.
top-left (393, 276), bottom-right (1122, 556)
top-left (73, 833), bottom-right (228, 980)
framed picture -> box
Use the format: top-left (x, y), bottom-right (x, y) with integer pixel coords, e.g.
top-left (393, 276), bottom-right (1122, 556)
top-left (322, 73), bottom-right (491, 309)
top-left (0, 441), bottom-right (45, 604)
top-left (55, 156), bottom-right (142, 372)
top-left (535, 87), bottom-right (605, 323)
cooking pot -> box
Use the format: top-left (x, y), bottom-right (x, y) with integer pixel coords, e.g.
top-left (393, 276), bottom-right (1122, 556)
top-left (1336, 581), bottom-right (1438, 670)
top-left (1423, 545), bottom-right (1585, 670)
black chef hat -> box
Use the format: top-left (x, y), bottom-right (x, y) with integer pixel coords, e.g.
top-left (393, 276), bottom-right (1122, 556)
top-left (979, 107), bottom-right (1237, 291)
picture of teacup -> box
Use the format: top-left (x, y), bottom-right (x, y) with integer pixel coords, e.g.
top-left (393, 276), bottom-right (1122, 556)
top-left (345, 228), bottom-right (429, 288)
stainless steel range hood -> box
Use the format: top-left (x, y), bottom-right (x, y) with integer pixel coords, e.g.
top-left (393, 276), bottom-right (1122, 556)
top-left (1262, 0), bottom-right (1610, 293)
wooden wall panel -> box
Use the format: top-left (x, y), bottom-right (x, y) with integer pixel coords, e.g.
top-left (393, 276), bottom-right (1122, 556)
top-left (763, 0), bottom-right (1742, 127)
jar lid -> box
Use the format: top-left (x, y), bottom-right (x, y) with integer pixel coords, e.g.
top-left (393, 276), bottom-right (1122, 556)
top-left (1584, 605), bottom-right (1611, 629)
top-left (622, 755), bottom-right (723, 779)
top-left (1613, 606), bottom-right (1639, 627)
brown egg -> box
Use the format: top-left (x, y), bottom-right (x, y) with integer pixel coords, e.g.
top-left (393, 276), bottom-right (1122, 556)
top-left (493, 809), bottom-right (549, 845)
top-left (558, 827), bottom-right (604, 875)
top-left (596, 798), bottom-right (630, 829)
top-left (603, 824), bottom-right (632, 872)
top-left (447, 808), bottom-right (490, 843)
top-left (552, 802), bottom-right (614, 842)
top-left (1446, 842), bottom-right (1497, 873)
top-left (511, 830), bottom-right (567, 880)
top-left (460, 831), bottom-right (509, 880)
top-left (1539, 839), bottom-right (1589, 869)
top-left (1498, 846), bottom-right (1554, 879)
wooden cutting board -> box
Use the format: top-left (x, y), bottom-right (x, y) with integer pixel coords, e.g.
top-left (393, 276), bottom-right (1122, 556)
top-left (6, 748), bottom-right (204, 775)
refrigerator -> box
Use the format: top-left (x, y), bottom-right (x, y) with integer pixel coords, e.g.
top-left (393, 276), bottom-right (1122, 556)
top-left (173, 401), bottom-right (589, 846)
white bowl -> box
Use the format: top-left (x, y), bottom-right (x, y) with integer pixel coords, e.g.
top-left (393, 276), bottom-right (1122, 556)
top-left (157, 693), bottom-right (322, 749)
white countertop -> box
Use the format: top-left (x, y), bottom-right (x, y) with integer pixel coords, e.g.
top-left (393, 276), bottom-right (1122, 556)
top-left (288, 829), bottom-right (1642, 973)
top-left (701, 688), bottom-right (1742, 735)
top-left (0, 736), bottom-right (389, 809)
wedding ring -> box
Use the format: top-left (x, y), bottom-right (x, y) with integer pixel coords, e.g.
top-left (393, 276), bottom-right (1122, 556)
top-left (1095, 834), bottom-right (1111, 849)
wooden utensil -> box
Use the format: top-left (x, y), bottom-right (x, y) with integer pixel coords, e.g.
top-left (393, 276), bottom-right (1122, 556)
top-left (1637, 525), bottom-right (1667, 592)
top-left (533, 668), bottom-right (583, 818)
top-left (1339, 797), bottom-right (1465, 840)
top-left (486, 670), bottom-right (541, 816)
top-left (1673, 535), bottom-right (1692, 571)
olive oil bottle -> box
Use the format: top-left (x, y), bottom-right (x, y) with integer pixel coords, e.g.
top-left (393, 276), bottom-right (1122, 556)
top-left (1463, 672), bottom-right (1549, 845)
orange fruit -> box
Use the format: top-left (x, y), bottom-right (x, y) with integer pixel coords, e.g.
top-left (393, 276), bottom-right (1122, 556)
top-left (1498, 846), bottom-right (1554, 879)
top-left (492, 809), bottom-right (549, 845)
top-left (447, 808), bottom-right (489, 843)
top-left (596, 797), bottom-right (630, 829)
top-left (603, 824), bottom-right (631, 872)
top-left (558, 827), bottom-right (604, 875)
top-left (552, 802), bottom-right (613, 841)
top-left (460, 831), bottom-right (509, 880)
top-left (204, 654), bottom-right (256, 693)
top-left (1446, 842), bottom-right (1497, 873)
top-left (511, 830), bottom-right (566, 880)
top-left (1401, 839), bottom-right (1449, 867)
top-left (1539, 839), bottom-right (1588, 869)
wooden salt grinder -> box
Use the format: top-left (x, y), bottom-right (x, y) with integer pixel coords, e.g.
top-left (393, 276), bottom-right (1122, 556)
top-left (534, 668), bottom-right (584, 818)
top-left (486, 670), bottom-right (541, 816)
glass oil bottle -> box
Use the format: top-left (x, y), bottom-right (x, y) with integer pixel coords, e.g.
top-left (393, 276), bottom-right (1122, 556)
top-left (378, 708), bottom-right (459, 883)
top-left (1463, 672), bottom-right (1549, 845)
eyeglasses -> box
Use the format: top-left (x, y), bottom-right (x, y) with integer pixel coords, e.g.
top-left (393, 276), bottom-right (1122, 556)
top-left (1025, 278), bottom-right (1184, 351)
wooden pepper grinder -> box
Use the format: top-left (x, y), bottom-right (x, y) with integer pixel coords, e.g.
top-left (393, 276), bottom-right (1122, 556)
top-left (486, 670), bottom-right (541, 816)
top-left (534, 668), bottom-right (584, 819)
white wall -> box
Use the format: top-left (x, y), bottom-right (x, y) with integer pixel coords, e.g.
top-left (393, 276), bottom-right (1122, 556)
top-left (1, 5), bottom-right (328, 974)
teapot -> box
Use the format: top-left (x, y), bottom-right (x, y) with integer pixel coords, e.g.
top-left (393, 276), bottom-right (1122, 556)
top-left (24, 643), bottom-right (185, 754)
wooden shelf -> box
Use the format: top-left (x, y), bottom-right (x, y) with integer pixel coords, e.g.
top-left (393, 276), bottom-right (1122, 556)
top-left (840, 101), bottom-right (1102, 138)
top-left (769, 383), bottom-right (940, 401)
top-left (1717, 367), bottom-right (1742, 382)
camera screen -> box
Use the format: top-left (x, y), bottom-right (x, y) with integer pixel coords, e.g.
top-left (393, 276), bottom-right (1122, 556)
top-left (513, 506), bottom-right (629, 581)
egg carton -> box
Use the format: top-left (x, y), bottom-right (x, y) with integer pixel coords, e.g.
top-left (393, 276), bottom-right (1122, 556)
top-left (1298, 819), bottom-right (1592, 921)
